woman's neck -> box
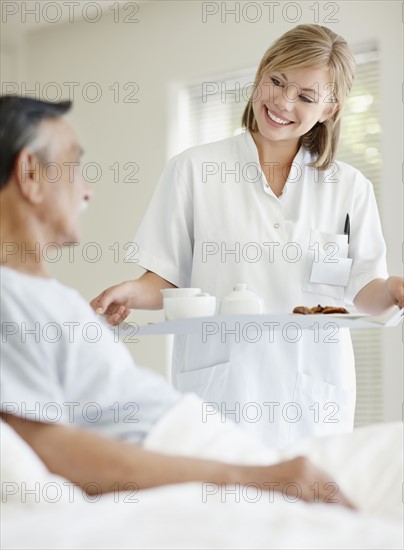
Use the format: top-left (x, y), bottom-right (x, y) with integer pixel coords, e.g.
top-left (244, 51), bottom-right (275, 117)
top-left (251, 131), bottom-right (300, 167)
top-left (250, 132), bottom-right (301, 196)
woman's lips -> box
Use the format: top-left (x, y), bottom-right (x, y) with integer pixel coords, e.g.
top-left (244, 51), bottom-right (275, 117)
top-left (264, 106), bottom-right (294, 127)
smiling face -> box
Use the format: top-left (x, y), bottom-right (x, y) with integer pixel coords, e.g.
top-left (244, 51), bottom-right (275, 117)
top-left (252, 66), bottom-right (339, 149)
top-left (35, 118), bottom-right (92, 244)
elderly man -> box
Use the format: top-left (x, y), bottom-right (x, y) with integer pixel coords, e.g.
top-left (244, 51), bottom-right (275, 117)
top-left (0, 95), bottom-right (390, 509)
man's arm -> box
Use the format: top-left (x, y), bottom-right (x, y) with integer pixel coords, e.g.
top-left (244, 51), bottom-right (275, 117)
top-left (2, 413), bottom-right (354, 508)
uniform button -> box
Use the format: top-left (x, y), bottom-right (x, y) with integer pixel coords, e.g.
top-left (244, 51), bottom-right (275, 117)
top-left (274, 223), bottom-right (280, 229)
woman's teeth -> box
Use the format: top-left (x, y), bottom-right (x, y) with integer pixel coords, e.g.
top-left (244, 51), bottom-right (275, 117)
top-left (267, 109), bottom-right (291, 125)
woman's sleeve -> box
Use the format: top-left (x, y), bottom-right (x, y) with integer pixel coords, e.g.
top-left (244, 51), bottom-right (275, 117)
top-left (133, 156), bottom-right (194, 288)
top-left (345, 176), bottom-right (389, 304)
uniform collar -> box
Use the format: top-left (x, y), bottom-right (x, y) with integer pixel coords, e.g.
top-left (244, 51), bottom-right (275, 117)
top-left (243, 130), bottom-right (308, 167)
top-left (243, 131), bottom-right (309, 197)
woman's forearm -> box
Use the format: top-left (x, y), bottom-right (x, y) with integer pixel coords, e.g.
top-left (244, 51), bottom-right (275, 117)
top-left (132, 271), bottom-right (176, 310)
top-left (90, 271), bottom-right (176, 323)
top-left (353, 277), bottom-right (403, 315)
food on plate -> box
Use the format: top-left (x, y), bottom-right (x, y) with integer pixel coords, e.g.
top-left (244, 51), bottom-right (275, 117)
top-left (292, 306), bottom-right (312, 315)
top-left (321, 306), bottom-right (350, 314)
top-left (311, 304), bottom-right (325, 314)
top-left (293, 305), bottom-right (349, 315)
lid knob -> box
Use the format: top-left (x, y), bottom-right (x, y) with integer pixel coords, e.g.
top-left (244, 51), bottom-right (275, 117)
top-left (234, 283), bottom-right (247, 291)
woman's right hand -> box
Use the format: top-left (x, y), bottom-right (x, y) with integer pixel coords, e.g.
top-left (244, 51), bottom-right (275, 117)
top-left (90, 280), bottom-right (138, 325)
top-left (91, 272), bottom-right (176, 325)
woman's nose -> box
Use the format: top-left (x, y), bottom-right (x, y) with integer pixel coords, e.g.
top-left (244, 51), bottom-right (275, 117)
top-left (275, 85), bottom-right (297, 112)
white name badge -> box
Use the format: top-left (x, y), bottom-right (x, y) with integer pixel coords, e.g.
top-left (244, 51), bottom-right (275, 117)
top-left (310, 255), bottom-right (353, 287)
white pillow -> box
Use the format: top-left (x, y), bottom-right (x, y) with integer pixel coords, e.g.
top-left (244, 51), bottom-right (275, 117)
top-left (1, 420), bottom-right (66, 505)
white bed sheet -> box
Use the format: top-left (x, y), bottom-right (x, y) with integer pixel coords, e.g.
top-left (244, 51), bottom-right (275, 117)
top-left (2, 484), bottom-right (402, 550)
top-left (1, 395), bottom-right (403, 550)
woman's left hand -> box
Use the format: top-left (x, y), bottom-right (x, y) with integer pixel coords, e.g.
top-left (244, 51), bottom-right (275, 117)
top-left (386, 276), bottom-right (404, 308)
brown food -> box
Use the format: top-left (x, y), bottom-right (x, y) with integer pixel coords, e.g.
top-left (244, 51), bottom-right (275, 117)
top-left (293, 304), bottom-right (349, 315)
top-left (311, 305), bottom-right (325, 314)
top-left (321, 306), bottom-right (350, 314)
top-left (292, 306), bottom-right (312, 315)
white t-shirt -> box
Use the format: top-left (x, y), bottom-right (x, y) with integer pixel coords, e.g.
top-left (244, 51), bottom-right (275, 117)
top-left (0, 267), bottom-right (180, 443)
top-left (133, 132), bottom-right (389, 448)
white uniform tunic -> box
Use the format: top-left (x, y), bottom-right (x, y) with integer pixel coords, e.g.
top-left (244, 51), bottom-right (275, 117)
top-left (134, 131), bottom-right (388, 448)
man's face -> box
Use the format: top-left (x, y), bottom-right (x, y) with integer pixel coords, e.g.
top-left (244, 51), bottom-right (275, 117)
top-left (35, 117), bottom-right (91, 244)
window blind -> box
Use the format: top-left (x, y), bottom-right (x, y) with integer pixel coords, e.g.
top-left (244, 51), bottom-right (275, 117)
top-left (176, 47), bottom-right (383, 427)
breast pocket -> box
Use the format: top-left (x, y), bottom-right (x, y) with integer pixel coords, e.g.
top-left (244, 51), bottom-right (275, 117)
top-left (303, 229), bottom-right (352, 302)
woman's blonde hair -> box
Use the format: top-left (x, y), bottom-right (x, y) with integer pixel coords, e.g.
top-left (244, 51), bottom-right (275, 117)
top-left (242, 24), bottom-right (356, 170)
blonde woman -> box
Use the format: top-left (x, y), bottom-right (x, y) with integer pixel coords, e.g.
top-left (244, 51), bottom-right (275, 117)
top-left (92, 25), bottom-right (404, 448)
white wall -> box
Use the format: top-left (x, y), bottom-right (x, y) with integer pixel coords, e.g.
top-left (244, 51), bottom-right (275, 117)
top-left (1, 1), bottom-right (402, 417)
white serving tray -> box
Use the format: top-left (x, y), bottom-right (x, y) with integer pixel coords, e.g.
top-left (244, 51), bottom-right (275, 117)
top-left (118, 308), bottom-right (404, 338)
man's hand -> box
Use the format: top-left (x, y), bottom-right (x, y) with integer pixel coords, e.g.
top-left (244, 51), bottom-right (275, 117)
top-left (238, 456), bottom-right (355, 509)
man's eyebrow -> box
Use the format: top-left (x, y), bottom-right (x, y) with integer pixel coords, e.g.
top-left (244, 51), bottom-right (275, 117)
top-left (280, 73), bottom-right (320, 94)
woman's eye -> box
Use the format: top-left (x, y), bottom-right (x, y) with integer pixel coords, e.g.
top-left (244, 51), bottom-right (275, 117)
top-left (271, 77), bottom-right (282, 86)
top-left (300, 96), bottom-right (314, 103)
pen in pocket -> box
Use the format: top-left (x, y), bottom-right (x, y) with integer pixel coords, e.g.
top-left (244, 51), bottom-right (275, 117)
top-left (344, 213), bottom-right (350, 244)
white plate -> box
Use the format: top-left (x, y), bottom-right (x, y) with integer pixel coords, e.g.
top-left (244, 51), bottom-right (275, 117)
top-left (292, 313), bottom-right (369, 319)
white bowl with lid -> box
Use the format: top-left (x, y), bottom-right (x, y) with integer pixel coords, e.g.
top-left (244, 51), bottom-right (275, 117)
top-left (219, 284), bottom-right (264, 315)
top-left (162, 290), bottom-right (216, 320)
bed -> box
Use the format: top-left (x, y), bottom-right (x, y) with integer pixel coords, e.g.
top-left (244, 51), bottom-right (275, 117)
top-left (1, 395), bottom-right (402, 550)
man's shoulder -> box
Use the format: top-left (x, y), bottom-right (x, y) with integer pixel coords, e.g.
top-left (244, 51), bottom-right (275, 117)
top-left (0, 267), bottom-right (88, 322)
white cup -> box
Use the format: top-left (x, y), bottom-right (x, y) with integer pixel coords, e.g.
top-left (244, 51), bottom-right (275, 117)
top-left (163, 294), bottom-right (216, 320)
top-left (161, 288), bottom-right (201, 298)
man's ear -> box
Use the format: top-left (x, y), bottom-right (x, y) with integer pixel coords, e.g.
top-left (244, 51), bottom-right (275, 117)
top-left (319, 102), bottom-right (339, 123)
top-left (13, 149), bottom-right (44, 205)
